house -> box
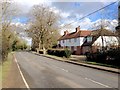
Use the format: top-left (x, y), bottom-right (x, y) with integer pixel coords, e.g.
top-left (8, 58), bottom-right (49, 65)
top-left (82, 29), bottom-right (119, 54)
top-left (58, 26), bottom-right (91, 55)
top-left (116, 1), bottom-right (120, 43)
top-left (58, 26), bottom-right (119, 55)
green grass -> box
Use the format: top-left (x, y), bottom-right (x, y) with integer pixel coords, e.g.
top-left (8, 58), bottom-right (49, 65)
top-left (0, 53), bottom-right (13, 83)
top-left (0, 63), bottom-right (2, 88)
top-left (44, 54), bottom-right (67, 61)
top-left (86, 61), bottom-right (118, 68)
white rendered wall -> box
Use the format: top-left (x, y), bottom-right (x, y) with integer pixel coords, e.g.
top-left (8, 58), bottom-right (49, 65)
top-left (92, 36), bottom-right (119, 47)
top-left (59, 37), bottom-right (84, 47)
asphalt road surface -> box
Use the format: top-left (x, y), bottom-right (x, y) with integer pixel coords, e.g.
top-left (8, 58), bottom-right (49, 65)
top-left (15, 51), bottom-right (118, 88)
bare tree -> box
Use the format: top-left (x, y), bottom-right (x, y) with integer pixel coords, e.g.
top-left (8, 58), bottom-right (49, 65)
top-left (90, 4), bottom-right (118, 51)
top-left (27, 4), bottom-right (60, 54)
top-left (1, 0), bottom-right (20, 61)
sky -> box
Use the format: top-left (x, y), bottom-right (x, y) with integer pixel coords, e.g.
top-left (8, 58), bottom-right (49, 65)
top-left (10, 0), bottom-right (118, 45)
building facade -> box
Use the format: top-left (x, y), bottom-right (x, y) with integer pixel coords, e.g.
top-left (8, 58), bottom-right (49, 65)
top-left (58, 26), bottom-right (119, 55)
top-left (116, 1), bottom-right (120, 45)
top-left (58, 26), bottom-right (91, 55)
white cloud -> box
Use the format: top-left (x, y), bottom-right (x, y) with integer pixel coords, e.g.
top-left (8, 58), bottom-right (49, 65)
top-left (60, 18), bottom-right (118, 35)
top-left (99, 0), bottom-right (116, 5)
top-left (15, 0), bottom-right (50, 6)
top-left (60, 12), bottom-right (70, 18)
top-left (49, 7), bottom-right (60, 14)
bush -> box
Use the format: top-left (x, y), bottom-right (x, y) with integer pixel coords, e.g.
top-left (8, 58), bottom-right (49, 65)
top-left (86, 48), bottom-right (120, 67)
top-left (64, 49), bottom-right (72, 58)
top-left (47, 49), bottom-right (71, 58)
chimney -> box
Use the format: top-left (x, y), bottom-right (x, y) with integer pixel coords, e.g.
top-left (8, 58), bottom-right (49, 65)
top-left (76, 26), bottom-right (80, 32)
top-left (64, 30), bottom-right (69, 35)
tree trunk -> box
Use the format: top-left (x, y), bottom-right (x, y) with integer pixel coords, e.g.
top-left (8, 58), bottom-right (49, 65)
top-left (43, 44), bottom-right (46, 55)
top-left (101, 35), bottom-right (104, 51)
top-left (37, 41), bottom-right (41, 54)
top-left (39, 41), bottom-right (41, 50)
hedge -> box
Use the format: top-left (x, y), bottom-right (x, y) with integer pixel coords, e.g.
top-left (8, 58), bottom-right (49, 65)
top-left (47, 49), bottom-right (71, 58)
top-left (86, 48), bottom-right (120, 67)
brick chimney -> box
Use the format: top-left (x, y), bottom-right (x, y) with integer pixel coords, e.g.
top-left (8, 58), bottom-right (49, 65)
top-left (64, 30), bottom-right (69, 35)
top-left (76, 26), bottom-right (80, 32)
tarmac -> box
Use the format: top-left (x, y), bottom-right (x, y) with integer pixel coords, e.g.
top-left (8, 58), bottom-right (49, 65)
top-left (32, 51), bottom-right (119, 74)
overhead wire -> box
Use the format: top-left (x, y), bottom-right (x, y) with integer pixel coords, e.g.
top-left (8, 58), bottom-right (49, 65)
top-left (59, 1), bottom-right (118, 30)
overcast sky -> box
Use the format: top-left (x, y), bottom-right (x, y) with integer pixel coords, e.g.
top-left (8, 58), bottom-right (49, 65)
top-left (10, 0), bottom-right (118, 45)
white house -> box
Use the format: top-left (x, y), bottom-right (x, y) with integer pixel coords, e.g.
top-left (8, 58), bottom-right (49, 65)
top-left (82, 29), bottom-right (119, 54)
top-left (58, 26), bottom-right (119, 55)
top-left (58, 26), bottom-right (91, 55)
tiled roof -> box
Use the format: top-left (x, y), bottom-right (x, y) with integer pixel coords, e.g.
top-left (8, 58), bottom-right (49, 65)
top-left (90, 29), bottom-right (115, 36)
top-left (58, 30), bottom-right (91, 40)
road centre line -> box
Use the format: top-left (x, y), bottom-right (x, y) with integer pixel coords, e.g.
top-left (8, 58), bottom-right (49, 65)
top-left (52, 63), bottom-right (110, 88)
top-left (50, 63), bottom-right (110, 88)
top-left (52, 65), bottom-right (69, 72)
top-left (85, 77), bottom-right (111, 88)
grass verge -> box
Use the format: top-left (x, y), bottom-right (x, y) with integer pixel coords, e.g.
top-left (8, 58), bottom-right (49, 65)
top-left (85, 61), bottom-right (118, 68)
top-left (43, 53), bottom-right (118, 69)
top-left (0, 53), bottom-right (13, 84)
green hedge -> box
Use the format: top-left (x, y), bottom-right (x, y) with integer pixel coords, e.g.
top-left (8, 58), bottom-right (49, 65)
top-left (86, 48), bottom-right (120, 67)
top-left (47, 49), bottom-right (71, 58)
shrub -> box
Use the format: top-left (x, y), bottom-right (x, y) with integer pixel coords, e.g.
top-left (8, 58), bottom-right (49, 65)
top-left (47, 49), bottom-right (71, 58)
top-left (64, 49), bottom-right (72, 58)
top-left (86, 48), bottom-right (120, 67)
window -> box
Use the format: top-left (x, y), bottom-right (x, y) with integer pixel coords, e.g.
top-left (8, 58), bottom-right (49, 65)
top-left (74, 38), bottom-right (77, 42)
top-left (69, 39), bottom-right (71, 42)
top-left (87, 37), bottom-right (92, 42)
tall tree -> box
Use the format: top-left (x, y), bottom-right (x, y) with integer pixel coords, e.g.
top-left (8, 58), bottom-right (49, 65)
top-left (27, 4), bottom-right (60, 54)
top-left (1, 0), bottom-right (20, 61)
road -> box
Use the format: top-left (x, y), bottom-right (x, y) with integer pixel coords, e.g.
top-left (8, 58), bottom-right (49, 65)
top-left (15, 51), bottom-right (118, 88)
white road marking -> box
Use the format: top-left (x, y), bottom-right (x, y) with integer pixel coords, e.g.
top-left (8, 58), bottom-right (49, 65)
top-left (52, 65), bottom-right (69, 72)
top-left (85, 77), bottom-right (111, 88)
top-left (14, 56), bottom-right (30, 90)
top-left (61, 68), bottom-right (69, 72)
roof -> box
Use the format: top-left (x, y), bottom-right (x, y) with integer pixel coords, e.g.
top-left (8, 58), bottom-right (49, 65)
top-left (82, 29), bottom-right (116, 46)
top-left (58, 30), bottom-right (91, 40)
top-left (90, 29), bottom-right (115, 36)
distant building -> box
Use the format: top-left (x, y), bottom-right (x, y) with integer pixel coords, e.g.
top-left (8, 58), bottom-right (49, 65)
top-left (58, 26), bottom-right (119, 55)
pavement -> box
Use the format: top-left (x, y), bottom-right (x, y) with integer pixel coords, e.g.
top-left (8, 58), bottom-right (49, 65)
top-left (2, 53), bottom-right (26, 88)
top-left (13, 51), bottom-right (118, 88)
top-left (32, 51), bottom-right (119, 74)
